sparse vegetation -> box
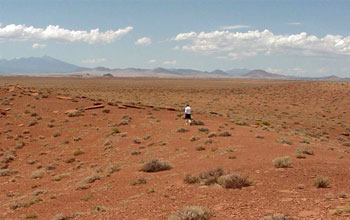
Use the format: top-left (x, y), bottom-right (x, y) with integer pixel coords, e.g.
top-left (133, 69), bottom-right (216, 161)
top-left (140, 159), bottom-right (172, 172)
top-left (217, 174), bottom-right (252, 189)
top-left (184, 174), bottom-right (199, 184)
top-left (260, 214), bottom-right (288, 220)
top-left (273, 156), bottom-right (292, 168)
top-left (314, 176), bottom-right (330, 188)
top-left (169, 206), bottom-right (213, 220)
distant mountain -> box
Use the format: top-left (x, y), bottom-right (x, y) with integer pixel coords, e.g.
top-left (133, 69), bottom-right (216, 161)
top-left (0, 56), bottom-right (348, 81)
top-left (210, 69), bottom-right (228, 75)
top-left (151, 67), bottom-right (178, 75)
top-left (242, 69), bottom-right (288, 79)
top-left (0, 56), bottom-right (84, 74)
top-left (93, 66), bottom-right (112, 71)
top-left (225, 68), bottom-right (251, 75)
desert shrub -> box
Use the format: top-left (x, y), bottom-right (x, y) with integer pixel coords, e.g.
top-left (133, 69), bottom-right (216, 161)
top-left (218, 131), bottom-right (231, 137)
top-left (73, 148), bottom-right (85, 156)
top-left (300, 139), bottom-right (310, 144)
top-left (191, 120), bottom-right (204, 126)
top-left (184, 174), bottom-right (199, 184)
top-left (198, 127), bottom-right (210, 133)
top-left (92, 205), bottom-right (108, 212)
top-left (199, 167), bottom-right (225, 185)
top-left (208, 132), bottom-right (216, 138)
top-left (177, 128), bottom-right (189, 133)
top-left (28, 121), bottom-right (38, 127)
top-left (260, 214), bottom-right (287, 220)
top-left (228, 155), bottom-right (237, 159)
top-left (131, 178), bottom-right (147, 185)
top-left (0, 169), bottom-right (18, 176)
top-left (31, 169), bottom-right (45, 179)
top-left (79, 174), bottom-right (100, 185)
top-left (217, 174), bottom-right (252, 189)
top-left (106, 165), bottom-right (120, 175)
top-left (25, 213), bottom-right (38, 219)
top-left (133, 138), bottom-right (141, 144)
top-left (52, 131), bottom-right (61, 137)
top-left (51, 214), bottom-right (68, 220)
top-left (204, 139), bottom-right (213, 145)
top-left (255, 134), bottom-right (264, 139)
top-left (112, 128), bottom-right (120, 134)
top-left (296, 154), bottom-right (306, 159)
top-left (140, 159), bottom-right (172, 172)
top-left (276, 138), bottom-right (292, 145)
top-left (342, 142), bottom-right (350, 147)
top-left (273, 156), bottom-right (291, 168)
top-left (131, 151), bottom-right (141, 155)
top-left (169, 206), bottom-right (213, 220)
top-left (190, 136), bottom-right (200, 142)
top-left (296, 148), bottom-right (314, 155)
top-left (15, 141), bottom-right (25, 149)
top-left (230, 119), bottom-right (248, 126)
top-left (102, 109), bottom-right (110, 113)
top-left (314, 176), bottom-right (330, 188)
top-left (196, 146), bottom-right (206, 151)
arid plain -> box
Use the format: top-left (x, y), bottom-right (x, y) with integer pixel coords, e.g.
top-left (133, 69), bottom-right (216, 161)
top-left (1, 77), bottom-right (350, 220)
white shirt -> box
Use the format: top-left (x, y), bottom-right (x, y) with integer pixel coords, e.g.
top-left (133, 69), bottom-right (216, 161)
top-left (185, 106), bottom-right (191, 114)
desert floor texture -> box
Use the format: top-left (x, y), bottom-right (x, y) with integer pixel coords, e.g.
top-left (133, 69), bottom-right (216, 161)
top-left (1, 77), bottom-right (350, 220)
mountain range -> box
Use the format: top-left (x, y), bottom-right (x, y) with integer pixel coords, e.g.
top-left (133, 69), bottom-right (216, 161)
top-left (0, 56), bottom-right (348, 81)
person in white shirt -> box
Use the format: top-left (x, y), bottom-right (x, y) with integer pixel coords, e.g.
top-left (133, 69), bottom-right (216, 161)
top-left (184, 105), bottom-right (191, 120)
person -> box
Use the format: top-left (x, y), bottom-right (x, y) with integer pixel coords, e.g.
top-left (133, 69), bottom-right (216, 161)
top-left (184, 105), bottom-right (192, 123)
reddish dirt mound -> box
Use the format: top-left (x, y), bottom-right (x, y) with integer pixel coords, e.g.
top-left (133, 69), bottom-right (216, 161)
top-left (0, 78), bottom-right (350, 220)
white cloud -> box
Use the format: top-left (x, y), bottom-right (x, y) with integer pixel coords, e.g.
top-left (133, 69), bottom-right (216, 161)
top-left (163, 60), bottom-right (176, 65)
top-left (135, 37), bottom-right (152, 46)
top-left (81, 58), bottom-right (107, 64)
top-left (287, 22), bottom-right (302, 26)
top-left (0, 24), bottom-right (133, 44)
top-left (220, 25), bottom-right (251, 30)
top-left (32, 43), bottom-right (46, 49)
top-left (148, 59), bottom-right (157, 64)
top-left (266, 68), bottom-right (282, 73)
top-left (173, 29), bottom-right (350, 59)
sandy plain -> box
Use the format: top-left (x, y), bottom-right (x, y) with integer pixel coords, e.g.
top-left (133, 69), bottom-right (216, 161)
top-left (1, 77), bottom-right (350, 220)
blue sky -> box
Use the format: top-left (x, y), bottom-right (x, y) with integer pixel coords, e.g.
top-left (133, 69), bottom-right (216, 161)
top-left (0, 0), bottom-right (349, 77)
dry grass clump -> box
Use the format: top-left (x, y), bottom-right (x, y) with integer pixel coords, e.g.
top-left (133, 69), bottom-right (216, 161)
top-left (31, 169), bottom-right (45, 179)
top-left (131, 178), bottom-right (147, 185)
top-left (296, 148), bottom-right (314, 155)
top-left (273, 156), bottom-right (292, 168)
top-left (260, 214), bottom-right (288, 220)
top-left (177, 128), bottom-right (189, 133)
top-left (191, 120), bottom-right (204, 126)
top-left (140, 159), bottom-right (172, 172)
top-left (208, 132), bottom-right (216, 138)
top-left (296, 154), bottom-right (306, 159)
top-left (276, 138), bottom-right (293, 145)
top-left (217, 174), bottom-right (252, 189)
top-left (331, 204), bottom-right (350, 216)
top-left (73, 148), bottom-right (85, 156)
top-left (190, 136), bottom-right (200, 142)
top-left (169, 206), bottom-right (213, 220)
top-left (314, 176), bottom-right (330, 188)
top-left (198, 127), bottom-right (210, 133)
top-left (25, 213), bottom-right (38, 219)
top-left (196, 146), bottom-right (206, 151)
top-left (0, 169), bottom-right (18, 176)
top-left (218, 131), bottom-right (231, 137)
top-left (199, 167), bottom-right (225, 185)
top-left (184, 174), bottom-right (199, 184)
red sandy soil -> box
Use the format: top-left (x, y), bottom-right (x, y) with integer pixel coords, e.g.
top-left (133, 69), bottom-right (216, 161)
top-left (1, 77), bottom-right (350, 220)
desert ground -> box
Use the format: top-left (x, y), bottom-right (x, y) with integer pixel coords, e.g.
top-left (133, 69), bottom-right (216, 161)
top-left (1, 77), bottom-right (350, 220)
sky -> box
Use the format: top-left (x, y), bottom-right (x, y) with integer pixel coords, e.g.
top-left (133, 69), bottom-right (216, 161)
top-left (0, 0), bottom-right (350, 77)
